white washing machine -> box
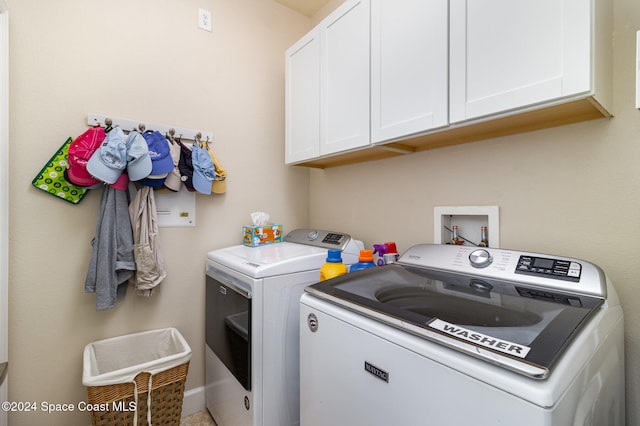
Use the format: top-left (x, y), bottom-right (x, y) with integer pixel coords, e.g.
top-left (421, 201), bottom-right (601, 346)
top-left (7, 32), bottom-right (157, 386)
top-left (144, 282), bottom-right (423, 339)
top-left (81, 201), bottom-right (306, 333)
top-left (300, 244), bottom-right (625, 425)
top-left (205, 229), bottom-right (363, 426)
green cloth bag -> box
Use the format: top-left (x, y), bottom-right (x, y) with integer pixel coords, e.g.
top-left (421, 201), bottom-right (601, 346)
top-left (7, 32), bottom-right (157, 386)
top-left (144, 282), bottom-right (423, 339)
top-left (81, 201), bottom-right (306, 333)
top-left (31, 137), bottom-right (90, 204)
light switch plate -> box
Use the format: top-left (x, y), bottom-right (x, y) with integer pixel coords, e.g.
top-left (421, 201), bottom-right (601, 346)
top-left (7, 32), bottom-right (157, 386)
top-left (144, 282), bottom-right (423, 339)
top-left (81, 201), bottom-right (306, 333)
top-left (199, 8), bottom-right (212, 32)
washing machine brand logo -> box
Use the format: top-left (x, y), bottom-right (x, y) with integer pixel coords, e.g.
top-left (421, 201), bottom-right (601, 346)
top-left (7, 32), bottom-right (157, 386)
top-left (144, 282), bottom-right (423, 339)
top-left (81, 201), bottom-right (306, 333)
top-left (364, 361), bottom-right (389, 382)
top-left (429, 319), bottom-right (531, 358)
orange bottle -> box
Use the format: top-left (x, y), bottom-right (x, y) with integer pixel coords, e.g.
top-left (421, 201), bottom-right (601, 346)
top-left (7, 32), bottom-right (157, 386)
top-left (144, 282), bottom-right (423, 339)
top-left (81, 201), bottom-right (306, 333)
top-left (349, 249), bottom-right (377, 272)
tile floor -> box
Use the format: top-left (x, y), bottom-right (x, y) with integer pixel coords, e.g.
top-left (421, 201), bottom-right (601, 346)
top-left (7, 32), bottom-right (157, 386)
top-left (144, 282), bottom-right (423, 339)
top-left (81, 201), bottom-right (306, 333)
top-left (181, 410), bottom-right (217, 426)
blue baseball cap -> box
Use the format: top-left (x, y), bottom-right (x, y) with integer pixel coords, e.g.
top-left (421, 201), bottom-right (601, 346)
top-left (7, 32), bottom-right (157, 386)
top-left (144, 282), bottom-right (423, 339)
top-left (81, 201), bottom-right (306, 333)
top-left (126, 131), bottom-right (152, 181)
top-left (142, 131), bottom-right (173, 176)
top-left (191, 144), bottom-right (215, 195)
top-left (87, 127), bottom-right (127, 184)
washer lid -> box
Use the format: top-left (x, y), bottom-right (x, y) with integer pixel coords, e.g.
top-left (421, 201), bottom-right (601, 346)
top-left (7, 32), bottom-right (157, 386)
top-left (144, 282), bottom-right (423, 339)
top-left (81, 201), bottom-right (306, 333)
top-left (207, 242), bottom-right (328, 278)
top-left (305, 263), bottom-right (604, 379)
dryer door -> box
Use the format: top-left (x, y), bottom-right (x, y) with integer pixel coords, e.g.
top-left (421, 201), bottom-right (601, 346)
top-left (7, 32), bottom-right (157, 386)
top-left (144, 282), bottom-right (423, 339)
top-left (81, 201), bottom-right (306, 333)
top-left (206, 270), bottom-right (252, 390)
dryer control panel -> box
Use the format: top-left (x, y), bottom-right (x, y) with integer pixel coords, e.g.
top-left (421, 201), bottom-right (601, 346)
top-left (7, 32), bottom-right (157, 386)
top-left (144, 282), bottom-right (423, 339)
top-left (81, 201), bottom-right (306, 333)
top-left (284, 228), bottom-right (353, 250)
top-left (515, 255), bottom-right (581, 282)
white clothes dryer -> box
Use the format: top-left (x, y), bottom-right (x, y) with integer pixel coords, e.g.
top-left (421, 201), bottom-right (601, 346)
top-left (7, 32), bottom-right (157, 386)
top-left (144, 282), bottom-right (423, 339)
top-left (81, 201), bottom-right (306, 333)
top-left (300, 244), bottom-right (625, 425)
top-left (205, 229), bottom-right (363, 426)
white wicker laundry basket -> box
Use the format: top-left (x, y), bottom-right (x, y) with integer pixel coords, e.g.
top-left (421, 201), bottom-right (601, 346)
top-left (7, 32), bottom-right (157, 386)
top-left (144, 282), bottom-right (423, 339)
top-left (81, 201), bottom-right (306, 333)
top-left (82, 328), bottom-right (192, 426)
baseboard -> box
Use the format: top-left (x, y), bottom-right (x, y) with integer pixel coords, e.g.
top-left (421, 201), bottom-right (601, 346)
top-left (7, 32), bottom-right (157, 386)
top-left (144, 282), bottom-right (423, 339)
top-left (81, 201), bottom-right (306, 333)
top-left (181, 385), bottom-right (206, 418)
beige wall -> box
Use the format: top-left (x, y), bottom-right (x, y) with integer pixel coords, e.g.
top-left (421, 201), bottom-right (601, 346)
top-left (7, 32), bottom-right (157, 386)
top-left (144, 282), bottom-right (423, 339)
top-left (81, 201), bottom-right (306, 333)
top-left (309, 0), bottom-right (640, 424)
top-left (7, 0), bottom-right (640, 424)
top-left (7, 0), bottom-right (310, 424)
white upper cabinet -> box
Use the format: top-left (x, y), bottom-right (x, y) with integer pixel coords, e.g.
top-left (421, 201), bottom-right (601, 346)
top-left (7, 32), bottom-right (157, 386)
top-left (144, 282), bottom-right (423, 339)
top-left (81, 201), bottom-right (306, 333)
top-left (285, 0), bottom-right (370, 164)
top-left (449, 0), bottom-right (606, 123)
top-left (285, 0), bottom-right (612, 168)
top-left (371, 0), bottom-right (448, 143)
top-left (319, 0), bottom-right (370, 156)
top-left (285, 28), bottom-right (321, 164)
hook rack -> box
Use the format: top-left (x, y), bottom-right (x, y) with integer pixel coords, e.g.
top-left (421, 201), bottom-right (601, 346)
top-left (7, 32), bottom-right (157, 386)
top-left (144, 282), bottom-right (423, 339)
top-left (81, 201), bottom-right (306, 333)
top-left (87, 113), bottom-right (213, 142)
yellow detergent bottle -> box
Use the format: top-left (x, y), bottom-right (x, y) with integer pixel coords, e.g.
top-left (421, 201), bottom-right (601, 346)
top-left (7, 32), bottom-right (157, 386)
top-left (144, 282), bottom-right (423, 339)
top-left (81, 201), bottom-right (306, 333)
top-left (319, 249), bottom-right (348, 281)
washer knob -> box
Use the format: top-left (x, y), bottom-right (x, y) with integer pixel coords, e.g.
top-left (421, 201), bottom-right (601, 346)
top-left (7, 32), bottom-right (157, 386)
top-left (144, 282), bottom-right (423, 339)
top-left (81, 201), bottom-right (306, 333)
top-left (307, 313), bottom-right (319, 332)
top-left (307, 230), bottom-right (319, 241)
top-left (469, 249), bottom-right (492, 268)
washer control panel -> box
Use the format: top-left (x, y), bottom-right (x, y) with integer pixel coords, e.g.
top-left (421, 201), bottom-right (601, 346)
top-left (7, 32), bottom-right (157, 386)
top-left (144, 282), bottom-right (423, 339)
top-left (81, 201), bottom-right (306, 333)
top-left (398, 244), bottom-right (605, 297)
top-left (515, 255), bottom-right (582, 282)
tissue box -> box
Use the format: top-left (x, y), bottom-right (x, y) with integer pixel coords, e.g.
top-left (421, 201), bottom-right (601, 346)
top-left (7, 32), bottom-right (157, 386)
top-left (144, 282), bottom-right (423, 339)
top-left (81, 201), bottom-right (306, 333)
top-left (243, 224), bottom-right (283, 247)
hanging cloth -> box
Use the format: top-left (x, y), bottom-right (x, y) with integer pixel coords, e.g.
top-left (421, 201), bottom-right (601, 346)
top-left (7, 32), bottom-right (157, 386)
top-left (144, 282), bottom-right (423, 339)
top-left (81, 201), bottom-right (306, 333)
top-left (128, 186), bottom-right (166, 296)
top-left (84, 186), bottom-right (136, 310)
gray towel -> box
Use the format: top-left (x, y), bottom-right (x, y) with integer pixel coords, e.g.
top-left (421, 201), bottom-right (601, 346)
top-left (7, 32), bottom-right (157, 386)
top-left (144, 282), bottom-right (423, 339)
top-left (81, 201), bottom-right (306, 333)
top-left (84, 186), bottom-right (136, 310)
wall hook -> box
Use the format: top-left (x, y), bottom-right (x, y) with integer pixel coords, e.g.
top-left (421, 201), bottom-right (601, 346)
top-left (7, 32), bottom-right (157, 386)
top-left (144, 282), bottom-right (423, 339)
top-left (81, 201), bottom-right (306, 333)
top-left (166, 128), bottom-right (176, 144)
top-left (87, 113), bottom-right (213, 142)
top-left (104, 117), bottom-right (113, 132)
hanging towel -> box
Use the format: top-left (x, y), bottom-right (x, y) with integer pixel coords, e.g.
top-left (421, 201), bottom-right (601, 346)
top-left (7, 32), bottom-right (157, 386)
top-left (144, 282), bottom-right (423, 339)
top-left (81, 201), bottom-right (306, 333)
top-left (129, 186), bottom-right (166, 296)
top-left (84, 187), bottom-right (136, 310)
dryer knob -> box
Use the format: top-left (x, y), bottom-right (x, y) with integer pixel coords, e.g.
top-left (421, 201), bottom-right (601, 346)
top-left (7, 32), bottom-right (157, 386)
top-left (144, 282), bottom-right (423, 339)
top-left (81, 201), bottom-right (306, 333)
top-left (469, 249), bottom-right (492, 268)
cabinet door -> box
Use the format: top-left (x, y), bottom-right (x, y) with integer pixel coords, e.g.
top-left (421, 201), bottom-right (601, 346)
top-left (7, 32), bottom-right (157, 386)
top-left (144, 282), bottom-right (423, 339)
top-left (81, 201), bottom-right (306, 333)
top-left (450, 0), bottom-right (591, 123)
top-left (320, 0), bottom-right (370, 156)
top-left (285, 28), bottom-right (320, 164)
top-left (371, 0), bottom-right (448, 143)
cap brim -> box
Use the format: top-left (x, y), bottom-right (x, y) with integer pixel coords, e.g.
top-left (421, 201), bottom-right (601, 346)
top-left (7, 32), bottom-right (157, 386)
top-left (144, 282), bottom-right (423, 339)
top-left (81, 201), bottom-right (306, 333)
top-left (150, 155), bottom-right (174, 175)
top-left (109, 172), bottom-right (129, 190)
top-left (139, 177), bottom-right (166, 187)
top-left (192, 171), bottom-right (212, 194)
top-left (183, 176), bottom-right (195, 191)
top-left (212, 178), bottom-right (226, 194)
top-left (66, 165), bottom-right (102, 187)
top-left (86, 151), bottom-right (123, 184)
top-left (164, 172), bottom-right (182, 192)
top-left (127, 154), bottom-right (153, 181)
